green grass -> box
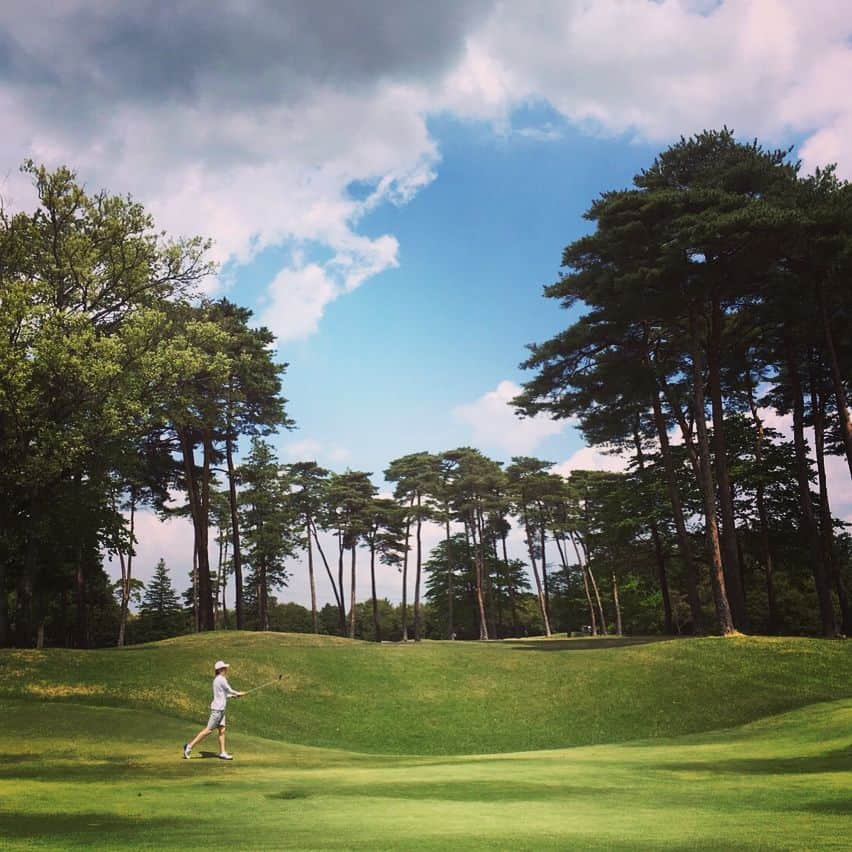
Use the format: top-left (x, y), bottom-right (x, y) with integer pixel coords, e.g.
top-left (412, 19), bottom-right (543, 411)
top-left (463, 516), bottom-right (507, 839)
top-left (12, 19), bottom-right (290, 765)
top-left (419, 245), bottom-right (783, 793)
top-left (0, 697), bottom-right (849, 850)
top-left (1, 633), bottom-right (851, 849)
top-left (2, 632), bottom-right (851, 753)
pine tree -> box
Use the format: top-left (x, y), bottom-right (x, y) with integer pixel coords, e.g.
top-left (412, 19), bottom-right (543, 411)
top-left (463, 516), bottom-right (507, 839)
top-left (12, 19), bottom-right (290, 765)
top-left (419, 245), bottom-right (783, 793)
top-left (138, 559), bottom-right (184, 641)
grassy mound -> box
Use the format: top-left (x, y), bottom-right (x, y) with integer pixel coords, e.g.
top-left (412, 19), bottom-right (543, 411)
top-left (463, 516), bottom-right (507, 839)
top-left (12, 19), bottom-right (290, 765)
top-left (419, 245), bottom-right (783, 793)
top-left (1, 696), bottom-right (849, 850)
top-left (3, 632), bottom-right (851, 754)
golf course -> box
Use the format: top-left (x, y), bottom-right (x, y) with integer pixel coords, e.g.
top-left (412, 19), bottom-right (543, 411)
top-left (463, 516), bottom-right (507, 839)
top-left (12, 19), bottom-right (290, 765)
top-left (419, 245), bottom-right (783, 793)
top-left (1, 633), bottom-right (850, 850)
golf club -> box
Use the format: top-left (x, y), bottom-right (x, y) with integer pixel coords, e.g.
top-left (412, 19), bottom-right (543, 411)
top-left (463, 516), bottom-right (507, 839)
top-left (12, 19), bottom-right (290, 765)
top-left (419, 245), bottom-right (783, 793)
top-left (241, 674), bottom-right (284, 695)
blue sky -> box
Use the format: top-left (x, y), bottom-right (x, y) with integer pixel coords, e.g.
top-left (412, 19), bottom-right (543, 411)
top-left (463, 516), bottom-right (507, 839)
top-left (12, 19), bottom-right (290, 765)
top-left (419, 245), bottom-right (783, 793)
top-left (2, 1), bottom-right (851, 602)
top-left (252, 118), bottom-right (660, 479)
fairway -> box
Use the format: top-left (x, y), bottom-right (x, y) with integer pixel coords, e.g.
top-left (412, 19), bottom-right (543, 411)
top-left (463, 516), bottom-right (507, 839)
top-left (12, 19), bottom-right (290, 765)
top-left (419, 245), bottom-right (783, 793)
top-left (2, 635), bottom-right (851, 849)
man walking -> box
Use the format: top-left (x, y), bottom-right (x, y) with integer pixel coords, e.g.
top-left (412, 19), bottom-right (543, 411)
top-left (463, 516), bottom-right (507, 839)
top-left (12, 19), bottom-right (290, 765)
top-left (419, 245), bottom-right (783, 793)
top-left (183, 660), bottom-right (246, 760)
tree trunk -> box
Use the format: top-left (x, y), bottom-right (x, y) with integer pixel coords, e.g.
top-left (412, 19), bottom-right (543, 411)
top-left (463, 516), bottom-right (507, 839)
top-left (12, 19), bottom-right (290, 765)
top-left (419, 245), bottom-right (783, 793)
top-left (74, 543), bottom-right (87, 649)
top-left (192, 545), bottom-right (199, 632)
top-left (445, 510), bottom-right (454, 640)
top-left (538, 508), bottom-right (551, 617)
top-left (306, 518), bottom-right (319, 633)
top-left (117, 494), bottom-right (135, 647)
top-left (632, 423), bottom-right (674, 634)
top-left (15, 492), bottom-right (41, 647)
top-left (480, 515), bottom-right (497, 640)
top-left (225, 430), bottom-right (245, 630)
top-left (401, 498), bottom-right (412, 641)
top-left (348, 545), bottom-right (357, 639)
top-left (0, 552), bottom-right (7, 647)
top-left (649, 386), bottom-right (703, 631)
top-left (708, 292), bottom-right (748, 631)
top-left (259, 557), bottom-right (269, 631)
top-left (785, 334), bottom-right (836, 637)
top-left (221, 539), bottom-right (229, 628)
top-left (179, 428), bottom-right (215, 631)
top-left (583, 537), bottom-right (608, 635)
top-left (689, 312), bottom-right (735, 635)
top-left (746, 380), bottom-right (778, 634)
top-left (337, 532), bottom-right (346, 635)
top-left (816, 279), bottom-right (852, 481)
top-left (414, 493), bottom-right (423, 642)
top-left (501, 531), bottom-right (519, 636)
top-left (809, 355), bottom-right (851, 635)
top-left (370, 541), bottom-right (381, 642)
top-left (567, 531), bottom-right (596, 635)
top-left (471, 510), bottom-right (489, 640)
top-left (611, 570), bottom-right (623, 635)
top-left (522, 509), bottom-right (551, 637)
top-left (310, 520), bottom-right (342, 615)
top-left (215, 525), bottom-right (224, 627)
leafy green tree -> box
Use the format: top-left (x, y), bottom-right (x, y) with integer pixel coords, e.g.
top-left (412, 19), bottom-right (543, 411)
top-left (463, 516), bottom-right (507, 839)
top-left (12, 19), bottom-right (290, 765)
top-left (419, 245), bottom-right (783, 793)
top-left (0, 163), bottom-right (211, 646)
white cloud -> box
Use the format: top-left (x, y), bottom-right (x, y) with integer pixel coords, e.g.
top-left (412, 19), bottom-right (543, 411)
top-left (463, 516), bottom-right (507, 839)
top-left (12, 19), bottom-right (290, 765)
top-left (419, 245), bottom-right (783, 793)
top-left (4, 1), bottom-right (852, 346)
top-left (104, 510), bottom-right (202, 596)
top-left (553, 445), bottom-right (631, 478)
top-left (443, 0), bottom-right (852, 177)
top-left (454, 380), bottom-right (567, 455)
top-left (283, 438), bottom-right (324, 460)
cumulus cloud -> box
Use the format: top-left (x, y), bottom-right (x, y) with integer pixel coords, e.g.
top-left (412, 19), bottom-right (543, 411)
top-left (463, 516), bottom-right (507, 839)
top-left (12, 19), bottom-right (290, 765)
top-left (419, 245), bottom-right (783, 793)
top-left (3, 0), bottom-right (852, 342)
top-left (553, 445), bottom-right (631, 478)
top-left (454, 380), bottom-right (567, 455)
top-left (436, 1), bottom-right (852, 176)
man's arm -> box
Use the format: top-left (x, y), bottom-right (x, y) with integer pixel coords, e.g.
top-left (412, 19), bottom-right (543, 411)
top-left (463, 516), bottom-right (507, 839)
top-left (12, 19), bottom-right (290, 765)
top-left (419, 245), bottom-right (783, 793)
top-left (223, 678), bottom-right (247, 698)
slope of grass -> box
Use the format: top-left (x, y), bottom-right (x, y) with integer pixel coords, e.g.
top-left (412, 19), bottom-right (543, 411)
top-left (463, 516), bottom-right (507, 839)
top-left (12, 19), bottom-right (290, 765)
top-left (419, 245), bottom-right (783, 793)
top-left (0, 697), bottom-right (849, 850)
top-left (2, 633), bottom-right (851, 754)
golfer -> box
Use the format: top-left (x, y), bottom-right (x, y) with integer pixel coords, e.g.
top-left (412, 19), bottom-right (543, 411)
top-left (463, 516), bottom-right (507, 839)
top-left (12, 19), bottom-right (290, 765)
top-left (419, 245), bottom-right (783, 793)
top-left (183, 660), bottom-right (246, 760)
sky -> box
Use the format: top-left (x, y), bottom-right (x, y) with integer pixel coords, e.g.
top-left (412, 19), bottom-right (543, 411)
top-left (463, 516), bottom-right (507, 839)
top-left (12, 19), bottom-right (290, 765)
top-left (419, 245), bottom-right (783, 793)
top-left (2, 0), bottom-right (851, 606)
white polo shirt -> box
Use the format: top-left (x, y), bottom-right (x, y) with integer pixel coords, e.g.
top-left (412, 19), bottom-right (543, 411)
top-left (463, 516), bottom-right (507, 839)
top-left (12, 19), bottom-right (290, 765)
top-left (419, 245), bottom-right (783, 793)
top-left (211, 673), bottom-right (239, 710)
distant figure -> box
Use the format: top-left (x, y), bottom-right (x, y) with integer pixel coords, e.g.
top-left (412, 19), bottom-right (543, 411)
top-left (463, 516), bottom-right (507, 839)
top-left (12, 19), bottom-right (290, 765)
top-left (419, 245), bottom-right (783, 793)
top-left (183, 660), bottom-right (246, 760)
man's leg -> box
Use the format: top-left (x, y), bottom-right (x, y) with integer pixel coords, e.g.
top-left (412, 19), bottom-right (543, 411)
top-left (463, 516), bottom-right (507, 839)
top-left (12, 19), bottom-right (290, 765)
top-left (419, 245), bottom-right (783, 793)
top-left (188, 727), bottom-right (212, 749)
top-left (218, 725), bottom-right (226, 754)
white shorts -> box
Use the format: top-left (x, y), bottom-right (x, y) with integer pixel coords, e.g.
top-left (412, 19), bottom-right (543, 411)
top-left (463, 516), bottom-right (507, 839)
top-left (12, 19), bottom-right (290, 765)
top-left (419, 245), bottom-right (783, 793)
top-left (206, 709), bottom-right (226, 730)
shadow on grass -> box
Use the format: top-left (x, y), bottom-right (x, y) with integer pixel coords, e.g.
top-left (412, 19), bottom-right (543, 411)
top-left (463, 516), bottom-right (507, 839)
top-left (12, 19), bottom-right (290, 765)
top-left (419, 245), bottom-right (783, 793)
top-left (800, 798), bottom-right (852, 815)
top-left (0, 811), bottom-right (193, 839)
top-left (658, 745), bottom-right (852, 776)
top-left (506, 636), bottom-right (675, 652)
top-left (297, 780), bottom-right (624, 802)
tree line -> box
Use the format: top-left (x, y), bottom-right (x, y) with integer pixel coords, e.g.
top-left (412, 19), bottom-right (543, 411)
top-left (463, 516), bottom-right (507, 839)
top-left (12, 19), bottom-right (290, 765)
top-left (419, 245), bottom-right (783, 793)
top-left (3, 129), bottom-right (850, 648)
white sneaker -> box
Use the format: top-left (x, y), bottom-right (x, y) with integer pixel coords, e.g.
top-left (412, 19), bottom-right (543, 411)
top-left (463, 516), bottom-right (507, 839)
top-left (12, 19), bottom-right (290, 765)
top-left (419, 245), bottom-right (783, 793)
top-left (218, 752), bottom-right (234, 760)
top-left (183, 743), bottom-right (192, 759)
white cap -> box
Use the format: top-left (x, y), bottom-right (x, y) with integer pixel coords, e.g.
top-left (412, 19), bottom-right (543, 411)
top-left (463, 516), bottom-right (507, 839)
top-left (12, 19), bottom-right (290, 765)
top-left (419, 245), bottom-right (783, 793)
top-left (214, 660), bottom-right (229, 671)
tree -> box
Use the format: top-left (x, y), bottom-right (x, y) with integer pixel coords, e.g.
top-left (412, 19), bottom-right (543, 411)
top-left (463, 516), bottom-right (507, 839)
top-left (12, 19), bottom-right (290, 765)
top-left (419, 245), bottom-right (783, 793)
top-left (385, 452), bottom-right (440, 641)
top-left (138, 559), bottom-right (184, 641)
top-left (325, 470), bottom-right (376, 638)
top-left (238, 438), bottom-right (295, 630)
top-left (286, 461), bottom-right (335, 633)
top-left (0, 162), bottom-right (211, 647)
top-left (362, 497), bottom-right (406, 642)
top-left (207, 299), bottom-right (292, 630)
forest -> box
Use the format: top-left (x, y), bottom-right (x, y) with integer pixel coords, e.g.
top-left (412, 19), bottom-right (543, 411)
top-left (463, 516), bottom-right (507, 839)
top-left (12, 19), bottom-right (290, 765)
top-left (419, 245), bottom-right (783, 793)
top-left (1, 129), bottom-right (850, 648)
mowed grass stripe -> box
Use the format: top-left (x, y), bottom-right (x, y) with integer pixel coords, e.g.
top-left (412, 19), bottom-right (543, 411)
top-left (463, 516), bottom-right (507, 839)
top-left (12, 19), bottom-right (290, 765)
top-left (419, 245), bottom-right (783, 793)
top-left (0, 698), bottom-right (849, 850)
top-left (2, 634), bottom-right (851, 754)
